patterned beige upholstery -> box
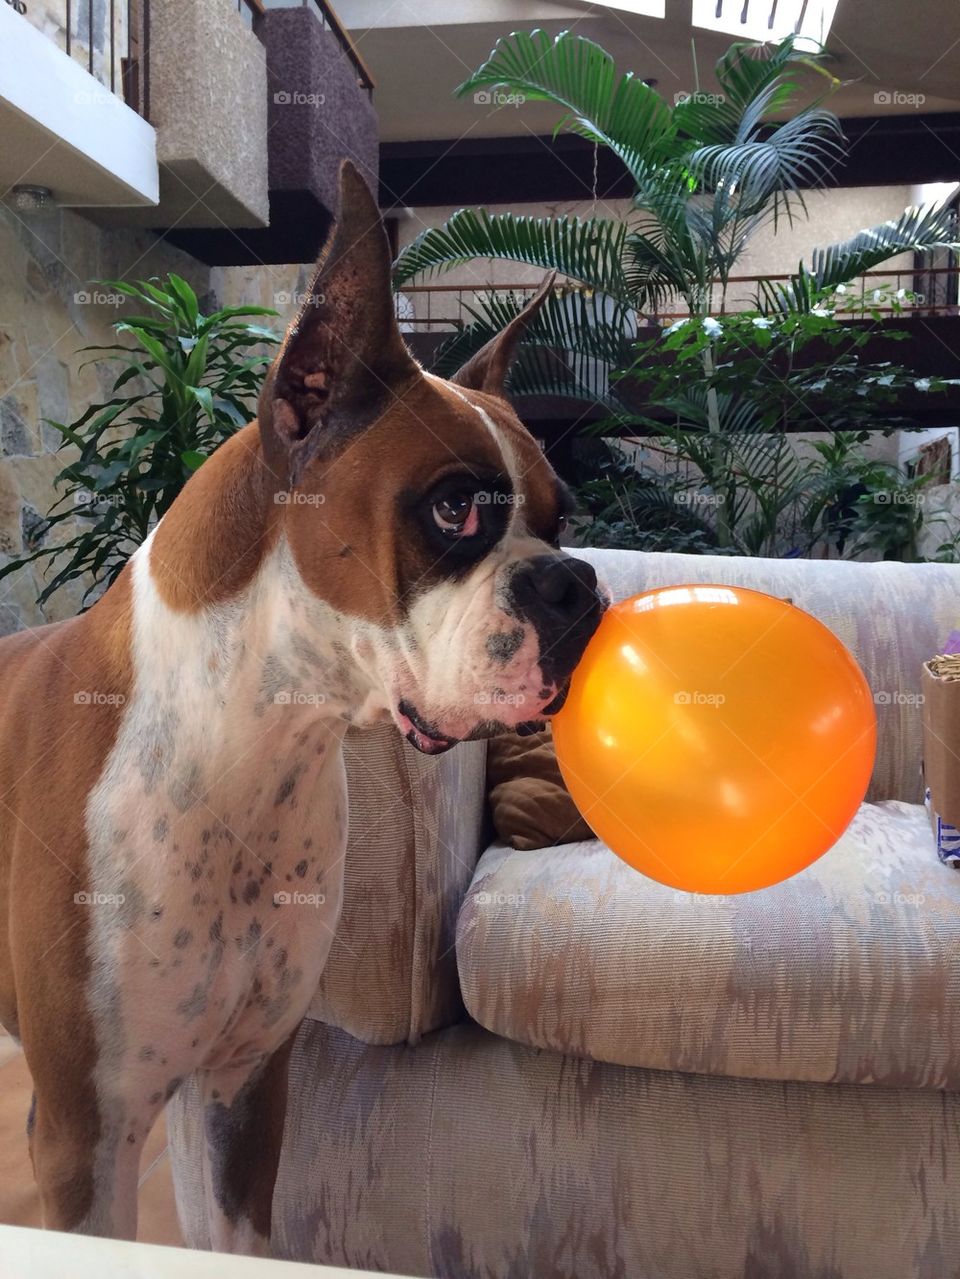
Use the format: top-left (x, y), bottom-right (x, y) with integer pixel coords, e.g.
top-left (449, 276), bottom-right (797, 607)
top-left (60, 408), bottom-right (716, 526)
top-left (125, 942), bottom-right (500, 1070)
top-left (166, 549), bottom-right (960, 1277)
top-left (458, 801), bottom-right (960, 1088)
top-left (170, 1019), bottom-right (960, 1279)
top-left (308, 725), bottom-right (487, 1044)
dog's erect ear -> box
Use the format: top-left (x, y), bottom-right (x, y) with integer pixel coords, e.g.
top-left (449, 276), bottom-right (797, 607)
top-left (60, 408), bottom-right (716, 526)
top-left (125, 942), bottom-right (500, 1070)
top-left (259, 160), bottom-right (418, 488)
top-left (450, 272), bottom-right (557, 397)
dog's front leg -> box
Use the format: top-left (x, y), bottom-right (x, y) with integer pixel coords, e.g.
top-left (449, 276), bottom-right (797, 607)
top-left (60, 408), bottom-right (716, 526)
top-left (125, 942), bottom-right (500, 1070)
top-left (28, 1070), bottom-right (145, 1239)
top-left (197, 1030), bottom-right (298, 1255)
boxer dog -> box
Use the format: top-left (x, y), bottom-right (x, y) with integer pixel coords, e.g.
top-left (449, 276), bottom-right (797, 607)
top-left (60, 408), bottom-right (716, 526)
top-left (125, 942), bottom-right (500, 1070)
top-left (0, 161), bottom-right (605, 1251)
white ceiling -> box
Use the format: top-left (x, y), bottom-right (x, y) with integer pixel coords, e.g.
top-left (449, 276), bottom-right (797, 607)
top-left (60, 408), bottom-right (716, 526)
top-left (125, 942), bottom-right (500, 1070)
top-left (335, 0), bottom-right (960, 143)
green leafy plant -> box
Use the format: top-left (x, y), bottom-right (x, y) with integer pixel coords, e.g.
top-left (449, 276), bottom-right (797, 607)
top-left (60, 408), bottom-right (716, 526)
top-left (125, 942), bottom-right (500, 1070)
top-left (394, 29), bottom-right (959, 410)
top-left (1, 275), bottom-right (278, 607)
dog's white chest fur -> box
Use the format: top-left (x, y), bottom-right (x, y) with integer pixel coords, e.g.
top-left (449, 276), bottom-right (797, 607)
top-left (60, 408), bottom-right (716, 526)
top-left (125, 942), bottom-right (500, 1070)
top-left (83, 533), bottom-right (355, 1117)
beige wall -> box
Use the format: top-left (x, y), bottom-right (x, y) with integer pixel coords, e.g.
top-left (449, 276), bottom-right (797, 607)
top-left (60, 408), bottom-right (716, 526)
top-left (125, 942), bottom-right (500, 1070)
top-left (0, 204), bottom-right (209, 632)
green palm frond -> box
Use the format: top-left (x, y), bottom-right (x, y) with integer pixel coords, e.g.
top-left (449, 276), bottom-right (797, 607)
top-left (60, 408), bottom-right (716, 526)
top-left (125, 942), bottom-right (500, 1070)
top-left (688, 101), bottom-right (844, 221)
top-left (759, 202), bottom-right (960, 312)
top-left (431, 289), bottom-right (635, 406)
top-left (393, 209), bottom-right (630, 300)
top-left (454, 28), bottom-right (676, 185)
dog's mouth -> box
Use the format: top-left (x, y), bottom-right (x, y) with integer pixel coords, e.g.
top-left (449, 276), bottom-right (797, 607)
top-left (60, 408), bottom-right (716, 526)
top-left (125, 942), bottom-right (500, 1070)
top-left (396, 700), bottom-right (459, 755)
top-left (397, 683), bottom-right (570, 755)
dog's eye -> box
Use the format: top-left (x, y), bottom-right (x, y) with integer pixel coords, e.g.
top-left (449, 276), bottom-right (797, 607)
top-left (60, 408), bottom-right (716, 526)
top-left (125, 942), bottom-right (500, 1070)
top-left (432, 492), bottom-right (480, 538)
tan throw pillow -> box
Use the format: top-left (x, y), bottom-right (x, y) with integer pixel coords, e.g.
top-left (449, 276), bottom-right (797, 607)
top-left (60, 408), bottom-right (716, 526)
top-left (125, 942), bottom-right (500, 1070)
top-left (487, 727), bottom-right (594, 851)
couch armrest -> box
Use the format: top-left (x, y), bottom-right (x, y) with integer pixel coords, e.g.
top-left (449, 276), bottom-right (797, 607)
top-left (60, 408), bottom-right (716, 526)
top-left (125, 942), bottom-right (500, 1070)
top-left (309, 725), bottom-right (487, 1044)
top-left (578, 548), bottom-right (960, 803)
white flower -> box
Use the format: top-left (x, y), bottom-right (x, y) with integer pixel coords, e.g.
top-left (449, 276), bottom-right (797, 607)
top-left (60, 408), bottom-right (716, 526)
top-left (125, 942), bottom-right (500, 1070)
top-left (702, 316), bottom-right (723, 337)
top-left (876, 374), bottom-right (895, 386)
top-left (835, 284), bottom-right (847, 294)
top-left (810, 305), bottom-right (834, 318)
top-left (664, 319), bottom-right (688, 334)
top-left (915, 378), bottom-right (932, 392)
top-left (751, 316), bottom-right (773, 329)
top-left (873, 289), bottom-right (883, 303)
top-left (896, 288), bottom-right (907, 300)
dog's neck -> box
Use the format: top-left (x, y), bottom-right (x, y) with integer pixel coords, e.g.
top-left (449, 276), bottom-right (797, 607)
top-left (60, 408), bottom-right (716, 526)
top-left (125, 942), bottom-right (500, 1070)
top-left (130, 427), bottom-right (387, 745)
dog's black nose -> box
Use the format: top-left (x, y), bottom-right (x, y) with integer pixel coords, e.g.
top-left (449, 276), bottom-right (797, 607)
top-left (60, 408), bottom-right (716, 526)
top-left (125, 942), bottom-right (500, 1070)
top-left (516, 555), bottom-right (599, 617)
top-left (508, 555), bottom-right (604, 686)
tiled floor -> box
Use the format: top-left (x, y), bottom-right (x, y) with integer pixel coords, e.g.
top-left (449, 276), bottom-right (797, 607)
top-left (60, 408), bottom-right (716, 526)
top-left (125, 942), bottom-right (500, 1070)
top-left (0, 1028), bottom-right (184, 1245)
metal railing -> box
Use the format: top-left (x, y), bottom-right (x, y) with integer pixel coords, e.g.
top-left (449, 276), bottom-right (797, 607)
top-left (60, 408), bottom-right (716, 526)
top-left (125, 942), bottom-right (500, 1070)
top-left (394, 266), bottom-right (960, 333)
top-left (53, 0), bottom-right (150, 116)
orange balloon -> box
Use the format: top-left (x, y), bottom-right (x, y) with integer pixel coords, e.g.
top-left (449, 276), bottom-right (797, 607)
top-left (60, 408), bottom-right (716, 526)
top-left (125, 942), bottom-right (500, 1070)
top-left (553, 584), bottom-right (876, 895)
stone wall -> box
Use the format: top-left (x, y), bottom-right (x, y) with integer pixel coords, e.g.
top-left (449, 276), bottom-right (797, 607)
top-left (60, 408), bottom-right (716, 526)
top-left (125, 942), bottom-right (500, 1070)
top-left (0, 203), bottom-right (210, 632)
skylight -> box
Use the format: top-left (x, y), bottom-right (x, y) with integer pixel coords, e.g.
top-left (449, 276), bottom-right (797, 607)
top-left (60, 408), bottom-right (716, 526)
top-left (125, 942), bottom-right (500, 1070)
top-left (691, 0), bottom-right (840, 49)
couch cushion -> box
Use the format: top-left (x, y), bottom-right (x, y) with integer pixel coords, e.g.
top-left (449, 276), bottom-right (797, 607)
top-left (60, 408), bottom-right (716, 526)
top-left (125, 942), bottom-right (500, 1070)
top-left (457, 801), bottom-right (960, 1088)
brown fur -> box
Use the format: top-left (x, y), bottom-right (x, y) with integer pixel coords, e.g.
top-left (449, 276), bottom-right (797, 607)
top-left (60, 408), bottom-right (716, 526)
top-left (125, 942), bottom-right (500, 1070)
top-left (0, 570), bottom-right (132, 1226)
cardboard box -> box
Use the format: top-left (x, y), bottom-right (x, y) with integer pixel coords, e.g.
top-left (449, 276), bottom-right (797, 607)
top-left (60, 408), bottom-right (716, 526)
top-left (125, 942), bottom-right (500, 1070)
top-left (921, 657), bottom-right (960, 866)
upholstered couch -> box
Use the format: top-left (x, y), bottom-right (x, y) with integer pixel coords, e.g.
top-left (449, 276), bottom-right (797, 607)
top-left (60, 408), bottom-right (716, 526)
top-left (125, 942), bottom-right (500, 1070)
top-left (168, 548), bottom-right (960, 1278)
